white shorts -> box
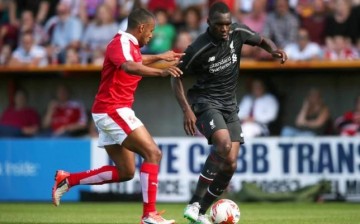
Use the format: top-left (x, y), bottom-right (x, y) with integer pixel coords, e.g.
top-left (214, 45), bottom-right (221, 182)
top-left (92, 107), bottom-right (143, 147)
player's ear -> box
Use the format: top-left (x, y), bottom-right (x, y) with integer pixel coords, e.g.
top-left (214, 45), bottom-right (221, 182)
top-left (139, 24), bottom-right (145, 33)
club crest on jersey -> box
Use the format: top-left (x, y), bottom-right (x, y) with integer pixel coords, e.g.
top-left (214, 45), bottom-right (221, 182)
top-left (208, 56), bottom-right (216, 62)
top-left (210, 119), bottom-right (215, 129)
top-left (230, 40), bottom-right (235, 53)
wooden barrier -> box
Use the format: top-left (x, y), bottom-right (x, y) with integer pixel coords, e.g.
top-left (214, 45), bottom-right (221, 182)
top-left (0, 60), bottom-right (359, 74)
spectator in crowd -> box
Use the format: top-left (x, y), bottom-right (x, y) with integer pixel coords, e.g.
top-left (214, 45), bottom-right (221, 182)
top-left (281, 88), bottom-right (331, 136)
top-left (0, 88), bottom-right (40, 137)
top-left (172, 29), bottom-right (192, 53)
top-left (8, 31), bottom-right (48, 67)
top-left (324, 0), bottom-right (356, 49)
top-left (181, 6), bottom-right (205, 41)
top-left (175, 0), bottom-right (205, 10)
top-left (50, 1), bottom-right (83, 64)
top-left (242, 0), bottom-right (267, 33)
top-left (284, 28), bottom-right (322, 61)
top-left (241, 0), bottom-right (267, 58)
top-left (0, 18), bottom-right (18, 50)
top-left (0, 43), bottom-right (11, 65)
top-left (335, 95), bottom-right (360, 136)
top-left (42, 84), bottom-right (88, 137)
top-left (64, 47), bottom-right (80, 65)
top-left (18, 10), bottom-right (48, 46)
top-left (78, 0), bottom-right (117, 25)
top-left (323, 35), bottom-right (359, 60)
top-left (301, 0), bottom-right (327, 45)
top-left (238, 78), bottom-right (279, 138)
top-left (147, 0), bottom-right (176, 14)
top-left (8, 0), bottom-right (50, 26)
top-left (81, 3), bottom-right (118, 63)
top-left (147, 8), bottom-right (176, 54)
top-left (263, 0), bottom-right (299, 48)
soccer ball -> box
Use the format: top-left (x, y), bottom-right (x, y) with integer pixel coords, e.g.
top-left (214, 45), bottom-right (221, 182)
top-left (210, 199), bottom-right (240, 224)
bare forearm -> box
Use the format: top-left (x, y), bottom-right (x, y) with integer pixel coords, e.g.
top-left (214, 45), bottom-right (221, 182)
top-left (142, 54), bottom-right (162, 65)
top-left (258, 37), bottom-right (278, 53)
top-left (171, 77), bottom-right (192, 112)
top-left (36, 1), bottom-right (49, 24)
top-left (122, 61), bottom-right (163, 77)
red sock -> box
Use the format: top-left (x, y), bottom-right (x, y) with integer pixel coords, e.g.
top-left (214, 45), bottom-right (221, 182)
top-left (140, 163), bottom-right (159, 217)
top-left (67, 165), bottom-right (120, 187)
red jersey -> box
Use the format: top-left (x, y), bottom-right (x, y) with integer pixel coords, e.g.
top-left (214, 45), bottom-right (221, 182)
top-left (0, 106), bottom-right (39, 129)
top-left (51, 101), bottom-right (87, 131)
top-left (92, 30), bottom-right (142, 113)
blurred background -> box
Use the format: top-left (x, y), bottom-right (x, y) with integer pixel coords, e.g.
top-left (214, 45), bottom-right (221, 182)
top-left (0, 0), bottom-right (359, 204)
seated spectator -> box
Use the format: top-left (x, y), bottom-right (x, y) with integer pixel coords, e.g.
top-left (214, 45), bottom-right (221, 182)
top-left (242, 0), bottom-right (267, 33)
top-left (324, 0), bottom-right (358, 48)
top-left (241, 0), bottom-right (267, 59)
top-left (0, 44), bottom-right (12, 65)
top-left (172, 29), bottom-right (193, 53)
top-left (238, 78), bottom-right (279, 138)
top-left (81, 3), bottom-right (119, 63)
top-left (8, 32), bottom-right (48, 67)
top-left (8, 0), bottom-right (50, 26)
top-left (147, 8), bottom-right (176, 54)
top-left (301, 0), bottom-right (327, 45)
top-left (323, 35), bottom-right (359, 60)
top-left (0, 88), bottom-right (40, 137)
top-left (181, 6), bottom-right (205, 41)
top-left (335, 95), bottom-right (360, 136)
top-left (263, 0), bottom-right (299, 48)
top-left (50, 1), bottom-right (83, 64)
top-left (147, 0), bottom-right (176, 14)
top-left (65, 47), bottom-right (80, 65)
top-left (284, 28), bottom-right (322, 61)
top-left (42, 84), bottom-right (88, 137)
top-left (18, 10), bottom-right (48, 46)
top-left (281, 88), bottom-right (331, 137)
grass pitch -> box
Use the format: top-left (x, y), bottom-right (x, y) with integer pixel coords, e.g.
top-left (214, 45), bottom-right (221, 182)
top-left (0, 202), bottom-right (359, 224)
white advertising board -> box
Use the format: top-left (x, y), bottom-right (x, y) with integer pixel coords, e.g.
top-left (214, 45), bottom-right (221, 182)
top-left (91, 137), bottom-right (360, 202)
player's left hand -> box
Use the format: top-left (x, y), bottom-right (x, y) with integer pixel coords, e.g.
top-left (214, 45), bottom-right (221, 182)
top-left (271, 49), bottom-right (287, 64)
top-left (161, 50), bottom-right (185, 62)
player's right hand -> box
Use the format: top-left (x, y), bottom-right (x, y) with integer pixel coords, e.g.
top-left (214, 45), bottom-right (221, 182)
top-left (184, 109), bottom-right (197, 136)
top-left (161, 66), bottom-right (183, 78)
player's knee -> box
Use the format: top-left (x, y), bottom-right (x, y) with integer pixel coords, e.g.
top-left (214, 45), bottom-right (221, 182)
top-left (144, 146), bottom-right (162, 164)
top-left (118, 167), bottom-right (135, 182)
top-left (216, 141), bottom-right (232, 157)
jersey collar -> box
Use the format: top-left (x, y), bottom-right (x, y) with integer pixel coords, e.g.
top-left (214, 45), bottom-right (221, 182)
top-left (118, 30), bottom-right (139, 45)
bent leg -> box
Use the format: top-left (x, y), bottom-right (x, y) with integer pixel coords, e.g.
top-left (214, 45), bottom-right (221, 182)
top-left (65, 144), bottom-right (136, 187)
top-left (122, 126), bottom-right (162, 217)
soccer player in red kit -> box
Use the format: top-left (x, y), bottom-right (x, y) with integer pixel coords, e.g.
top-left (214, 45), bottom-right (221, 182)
top-left (52, 8), bottom-right (183, 224)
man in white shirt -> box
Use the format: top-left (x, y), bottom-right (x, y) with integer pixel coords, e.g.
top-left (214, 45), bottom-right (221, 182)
top-left (238, 78), bottom-right (279, 138)
top-left (284, 28), bottom-right (322, 61)
top-left (8, 32), bottom-right (48, 67)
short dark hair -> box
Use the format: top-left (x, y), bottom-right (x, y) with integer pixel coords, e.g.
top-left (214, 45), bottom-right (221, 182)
top-left (127, 8), bottom-right (155, 29)
top-left (209, 2), bottom-right (230, 18)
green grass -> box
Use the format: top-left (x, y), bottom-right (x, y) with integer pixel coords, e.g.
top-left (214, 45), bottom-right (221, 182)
top-left (0, 202), bottom-right (360, 224)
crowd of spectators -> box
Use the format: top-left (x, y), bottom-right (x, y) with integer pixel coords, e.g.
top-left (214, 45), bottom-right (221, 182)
top-left (0, 0), bottom-right (359, 66)
top-left (0, 0), bottom-right (360, 138)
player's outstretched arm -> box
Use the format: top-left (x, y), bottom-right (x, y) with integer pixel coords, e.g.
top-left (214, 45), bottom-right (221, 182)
top-left (122, 61), bottom-right (183, 77)
top-left (170, 77), bottom-right (197, 136)
top-left (142, 50), bottom-right (185, 65)
top-left (258, 37), bottom-right (288, 64)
